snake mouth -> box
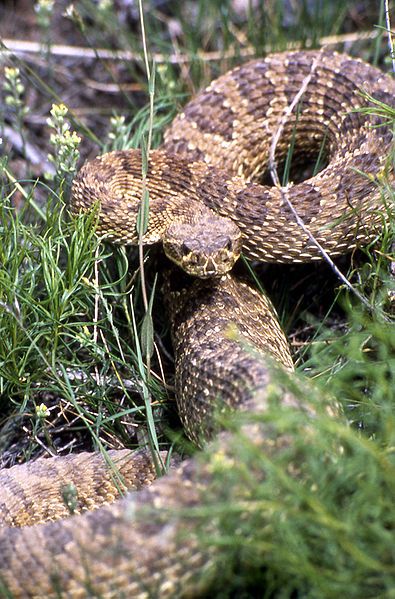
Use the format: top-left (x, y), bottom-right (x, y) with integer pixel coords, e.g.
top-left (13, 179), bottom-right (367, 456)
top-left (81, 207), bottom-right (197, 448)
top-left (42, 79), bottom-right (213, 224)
top-left (167, 251), bottom-right (239, 278)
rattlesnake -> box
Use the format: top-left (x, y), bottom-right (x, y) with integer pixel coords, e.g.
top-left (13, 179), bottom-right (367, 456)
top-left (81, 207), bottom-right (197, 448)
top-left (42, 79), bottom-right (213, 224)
top-left (0, 49), bottom-right (393, 598)
top-left (72, 49), bottom-right (394, 269)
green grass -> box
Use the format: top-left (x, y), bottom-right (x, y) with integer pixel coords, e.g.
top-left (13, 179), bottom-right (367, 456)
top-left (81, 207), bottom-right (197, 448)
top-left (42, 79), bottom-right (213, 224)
top-left (0, 0), bottom-right (394, 597)
top-left (199, 364), bottom-right (395, 598)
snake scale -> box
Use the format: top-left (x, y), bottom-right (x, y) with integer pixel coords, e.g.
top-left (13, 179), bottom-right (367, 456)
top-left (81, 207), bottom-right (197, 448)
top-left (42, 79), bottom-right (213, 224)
top-left (0, 50), bottom-right (394, 597)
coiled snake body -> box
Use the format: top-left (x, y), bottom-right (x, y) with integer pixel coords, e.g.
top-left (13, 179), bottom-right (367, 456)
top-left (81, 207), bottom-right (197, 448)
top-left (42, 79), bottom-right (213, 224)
top-left (0, 50), bottom-right (393, 597)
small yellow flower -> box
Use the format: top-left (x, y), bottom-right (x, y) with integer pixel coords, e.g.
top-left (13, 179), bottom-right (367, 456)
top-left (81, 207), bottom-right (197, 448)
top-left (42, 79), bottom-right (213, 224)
top-left (35, 403), bottom-right (50, 418)
top-left (4, 67), bottom-right (20, 80)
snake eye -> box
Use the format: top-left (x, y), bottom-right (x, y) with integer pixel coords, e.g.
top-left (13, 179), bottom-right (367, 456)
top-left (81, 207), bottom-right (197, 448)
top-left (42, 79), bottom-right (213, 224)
top-left (225, 239), bottom-right (233, 251)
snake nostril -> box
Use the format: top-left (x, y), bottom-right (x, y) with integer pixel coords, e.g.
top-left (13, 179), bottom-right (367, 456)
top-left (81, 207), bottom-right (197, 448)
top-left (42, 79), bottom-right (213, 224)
top-left (181, 242), bottom-right (190, 256)
top-left (225, 239), bottom-right (233, 252)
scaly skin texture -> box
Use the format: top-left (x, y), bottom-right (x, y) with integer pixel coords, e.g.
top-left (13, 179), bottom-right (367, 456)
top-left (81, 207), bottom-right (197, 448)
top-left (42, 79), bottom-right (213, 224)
top-left (164, 272), bottom-right (294, 446)
top-left (0, 449), bottom-right (174, 527)
top-left (72, 50), bottom-right (394, 266)
top-left (0, 49), bottom-right (392, 596)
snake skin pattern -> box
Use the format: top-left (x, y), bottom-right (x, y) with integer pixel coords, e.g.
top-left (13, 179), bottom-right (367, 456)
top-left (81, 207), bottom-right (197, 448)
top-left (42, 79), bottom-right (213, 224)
top-left (72, 49), bottom-right (394, 266)
top-left (0, 49), bottom-right (393, 597)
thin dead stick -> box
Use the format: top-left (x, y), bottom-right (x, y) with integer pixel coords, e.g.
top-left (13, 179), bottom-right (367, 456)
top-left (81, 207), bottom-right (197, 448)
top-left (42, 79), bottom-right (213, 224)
top-left (279, 187), bottom-right (372, 310)
top-left (54, 368), bottom-right (143, 393)
top-left (384, 0), bottom-right (395, 73)
top-left (2, 125), bottom-right (55, 173)
top-left (268, 52), bottom-right (372, 311)
top-left (268, 52), bottom-right (322, 184)
top-left (0, 30), bottom-right (379, 65)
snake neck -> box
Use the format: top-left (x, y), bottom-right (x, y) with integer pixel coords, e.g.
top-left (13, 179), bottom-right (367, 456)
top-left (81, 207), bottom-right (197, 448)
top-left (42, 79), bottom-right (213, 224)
top-left (164, 271), bottom-right (294, 446)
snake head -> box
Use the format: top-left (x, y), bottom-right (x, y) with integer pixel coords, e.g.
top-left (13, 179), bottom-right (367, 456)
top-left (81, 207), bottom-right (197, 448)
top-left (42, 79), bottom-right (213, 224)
top-left (163, 213), bottom-right (242, 278)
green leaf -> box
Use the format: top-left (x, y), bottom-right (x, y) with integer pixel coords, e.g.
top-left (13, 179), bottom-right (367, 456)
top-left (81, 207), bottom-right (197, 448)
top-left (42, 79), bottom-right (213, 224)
top-left (136, 187), bottom-right (150, 237)
top-left (141, 135), bottom-right (148, 178)
top-left (140, 274), bottom-right (157, 359)
top-left (140, 310), bottom-right (154, 360)
top-left (148, 61), bottom-right (156, 96)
